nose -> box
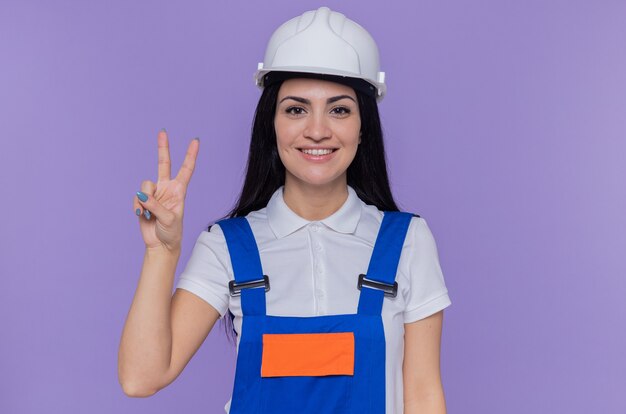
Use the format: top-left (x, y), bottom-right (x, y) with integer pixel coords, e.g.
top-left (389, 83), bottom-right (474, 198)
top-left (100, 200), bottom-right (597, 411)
top-left (303, 113), bottom-right (331, 142)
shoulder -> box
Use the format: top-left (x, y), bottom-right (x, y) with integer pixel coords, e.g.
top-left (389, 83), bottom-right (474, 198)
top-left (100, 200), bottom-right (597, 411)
top-left (347, 201), bottom-right (379, 245)
top-left (397, 215), bottom-right (441, 264)
top-left (359, 201), bottom-right (425, 231)
top-left (210, 205), bottom-right (275, 246)
top-left (364, 207), bottom-right (437, 256)
top-left (353, 200), bottom-right (425, 242)
top-left (405, 215), bottom-right (433, 244)
top-left (246, 207), bottom-right (272, 242)
top-left (184, 223), bottom-right (233, 272)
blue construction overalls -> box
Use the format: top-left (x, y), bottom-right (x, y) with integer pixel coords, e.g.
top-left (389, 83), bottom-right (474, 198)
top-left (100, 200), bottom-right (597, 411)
top-left (217, 211), bottom-right (414, 413)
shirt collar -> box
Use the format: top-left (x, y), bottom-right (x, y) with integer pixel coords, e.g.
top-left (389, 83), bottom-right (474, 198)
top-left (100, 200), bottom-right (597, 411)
top-left (267, 185), bottom-right (362, 238)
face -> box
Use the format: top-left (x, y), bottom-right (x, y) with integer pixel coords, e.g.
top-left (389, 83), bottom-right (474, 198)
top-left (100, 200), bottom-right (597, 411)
top-left (274, 77), bottom-right (361, 190)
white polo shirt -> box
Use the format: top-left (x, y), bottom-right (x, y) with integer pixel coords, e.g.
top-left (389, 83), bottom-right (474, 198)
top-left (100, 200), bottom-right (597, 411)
top-left (175, 185), bottom-right (451, 414)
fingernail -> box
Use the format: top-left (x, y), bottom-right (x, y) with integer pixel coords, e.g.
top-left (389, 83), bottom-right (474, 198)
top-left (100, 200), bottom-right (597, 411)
top-left (144, 210), bottom-right (151, 219)
top-left (194, 137), bottom-right (200, 142)
top-left (136, 191), bottom-right (148, 202)
top-left (135, 208), bottom-right (141, 216)
top-left (160, 128), bottom-right (167, 133)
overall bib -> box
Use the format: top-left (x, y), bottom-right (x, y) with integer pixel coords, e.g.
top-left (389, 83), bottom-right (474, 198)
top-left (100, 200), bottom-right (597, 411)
top-left (218, 211), bottom-right (414, 413)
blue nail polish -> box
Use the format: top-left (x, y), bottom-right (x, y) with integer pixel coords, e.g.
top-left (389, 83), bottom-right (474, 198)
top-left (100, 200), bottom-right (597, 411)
top-left (144, 210), bottom-right (151, 219)
top-left (136, 191), bottom-right (148, 202)
top-left (135, 208), bottom-right (141, 216)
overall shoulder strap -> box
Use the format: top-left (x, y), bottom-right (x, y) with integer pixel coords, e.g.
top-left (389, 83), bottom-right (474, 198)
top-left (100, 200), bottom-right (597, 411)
top-left (217, 217), bottom-right (267, 316)
top-left (357, 211), bottom-right (415, 316)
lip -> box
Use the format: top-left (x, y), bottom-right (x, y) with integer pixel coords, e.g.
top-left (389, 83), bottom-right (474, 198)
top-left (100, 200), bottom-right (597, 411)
top-left (297, 147), bottom-right (339, 151)
top-left (297, 148), bottom-right (338, 163)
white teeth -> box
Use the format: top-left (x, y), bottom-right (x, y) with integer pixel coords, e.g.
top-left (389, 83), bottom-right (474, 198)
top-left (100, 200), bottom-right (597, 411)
top-left (301, 148), bottom-right (334, 155)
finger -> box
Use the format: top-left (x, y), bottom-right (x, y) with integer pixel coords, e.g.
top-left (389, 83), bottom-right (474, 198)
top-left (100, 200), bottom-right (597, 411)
top-left (133, 180), bottom-right (156, 217)
top-left (175, 137), bottom-right (200, 187)
top-left (136, 180), bottom-right (156, 219)
top-left (136, 180), bottom-right (174, 223)
top-left (133, 194), bottom-right (143, 217)
top-left (133, 184), bottom-right (143, 216)
top-left (140, 180), bottom-right (156, 195)
top-left (157, 128), bottom-right (171, 182)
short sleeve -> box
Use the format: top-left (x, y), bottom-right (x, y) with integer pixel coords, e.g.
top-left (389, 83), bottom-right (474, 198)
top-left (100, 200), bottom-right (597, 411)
top-left (175, 224), bottom-right (231, 317)
top-left (403, 217), bottom-right (452, 324)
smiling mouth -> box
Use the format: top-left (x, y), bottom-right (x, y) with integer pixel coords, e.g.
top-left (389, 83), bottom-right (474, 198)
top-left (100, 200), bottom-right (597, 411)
top-left (298, 148), bottom-right (338, 156)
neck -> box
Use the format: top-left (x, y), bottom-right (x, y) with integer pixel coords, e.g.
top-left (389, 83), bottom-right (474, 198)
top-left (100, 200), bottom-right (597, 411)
top-left (282, 176), bottom-right (349, 221)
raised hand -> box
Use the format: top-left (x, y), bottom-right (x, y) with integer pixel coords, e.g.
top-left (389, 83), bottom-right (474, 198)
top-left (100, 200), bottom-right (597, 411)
top-left (133, 129), bottom-right (199, 252)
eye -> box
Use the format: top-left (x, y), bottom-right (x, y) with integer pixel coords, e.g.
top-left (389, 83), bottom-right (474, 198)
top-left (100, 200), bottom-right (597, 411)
top-left (285, 106), bottom-right (306, 115)
top-left (331, 106), bottom-right (351, 116)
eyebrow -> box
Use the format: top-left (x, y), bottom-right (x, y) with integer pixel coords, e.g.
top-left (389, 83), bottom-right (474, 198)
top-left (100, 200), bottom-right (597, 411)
top-left (278, 94), bottom-right (356, 105)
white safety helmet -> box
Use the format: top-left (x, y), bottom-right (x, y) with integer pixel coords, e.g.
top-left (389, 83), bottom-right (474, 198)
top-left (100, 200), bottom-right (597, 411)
top-left (254, 6), bottom-right (387, 101)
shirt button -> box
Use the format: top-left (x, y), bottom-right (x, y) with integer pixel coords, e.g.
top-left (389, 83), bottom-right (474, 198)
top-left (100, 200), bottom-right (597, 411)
top-left (316, 289), bottom-right (325, 298)
top-left (311, 223), bottom-right (319, 232)
top-left (315, 243), bottom-right (323, 252)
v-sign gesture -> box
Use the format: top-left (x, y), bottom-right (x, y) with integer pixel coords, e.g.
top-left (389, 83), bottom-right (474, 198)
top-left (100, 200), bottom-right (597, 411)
top-left (134, 129), bottom-right (200, 252)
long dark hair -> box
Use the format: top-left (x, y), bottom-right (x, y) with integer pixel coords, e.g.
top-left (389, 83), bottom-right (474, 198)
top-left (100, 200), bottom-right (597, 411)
top-left (216, 76), bottom-right (400, 342)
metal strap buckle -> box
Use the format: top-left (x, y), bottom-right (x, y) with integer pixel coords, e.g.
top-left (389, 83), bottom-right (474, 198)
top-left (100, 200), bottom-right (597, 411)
top-left (228, 275), bottom-right (270, 297)
top-left (357, 274), bottom-right (398, 298)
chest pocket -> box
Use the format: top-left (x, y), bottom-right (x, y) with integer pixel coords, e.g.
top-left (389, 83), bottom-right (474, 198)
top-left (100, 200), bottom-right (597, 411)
top-left (261, 332), bottom-right (355, 377)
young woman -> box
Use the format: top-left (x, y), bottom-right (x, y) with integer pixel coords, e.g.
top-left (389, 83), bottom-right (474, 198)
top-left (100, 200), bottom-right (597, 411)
top-left (119, 6), bottom-right (451, 414)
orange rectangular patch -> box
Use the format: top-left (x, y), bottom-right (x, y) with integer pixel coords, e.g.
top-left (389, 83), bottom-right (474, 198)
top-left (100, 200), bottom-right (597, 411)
top-left (261, 332), bottom-right (355, 377)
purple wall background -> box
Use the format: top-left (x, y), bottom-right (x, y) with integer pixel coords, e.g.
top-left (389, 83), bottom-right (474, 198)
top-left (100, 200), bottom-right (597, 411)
top-left (1, 0), bottom-right (625, 412)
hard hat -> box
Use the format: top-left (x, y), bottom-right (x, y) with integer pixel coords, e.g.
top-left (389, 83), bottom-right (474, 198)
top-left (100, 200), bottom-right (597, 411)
top-left (254, 6), bottom-right (387, 101)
